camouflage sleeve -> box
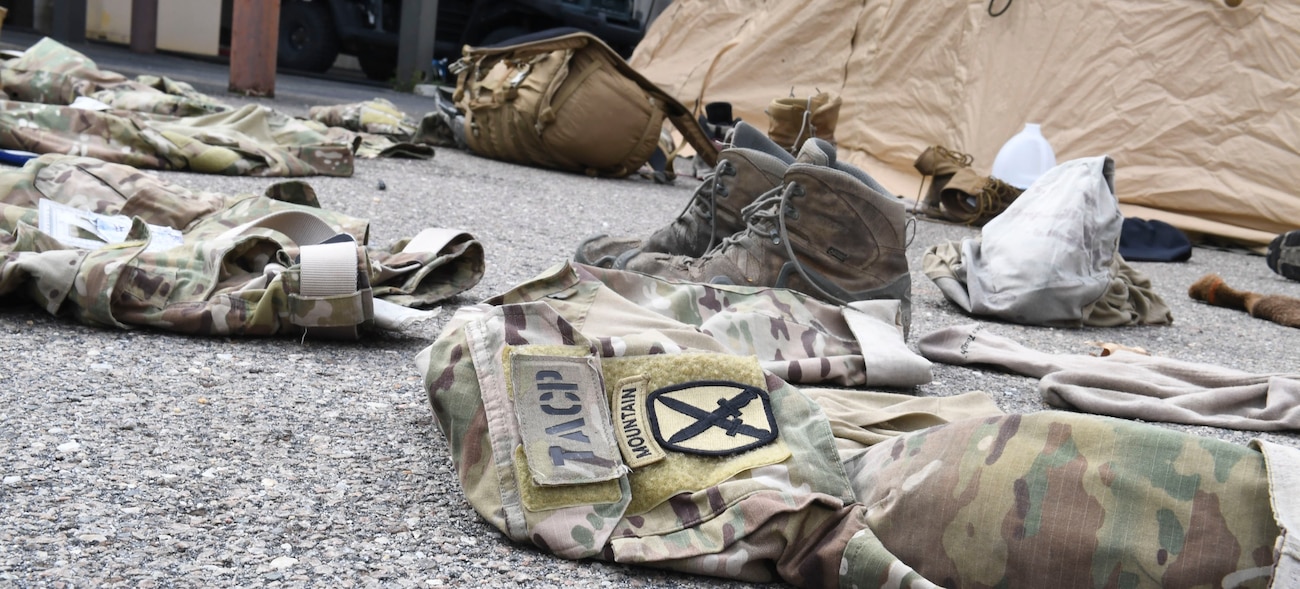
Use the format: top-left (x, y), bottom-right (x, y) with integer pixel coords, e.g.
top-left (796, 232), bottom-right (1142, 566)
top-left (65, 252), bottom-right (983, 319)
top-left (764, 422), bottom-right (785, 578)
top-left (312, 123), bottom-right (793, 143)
top-left (368, 229), bottom-right (485, 308)
top-left (840, 412), bottom-right (1281, 588)
top-left (112, 74), bottom-right (230, 116)
top-left (1, 39), bottom-right (426, 166)
top-left (0, 100), bottom-right (355, 178)
top-left (485, 263), bottom-right (932, 388)
top-left (0, 38), bottom-right (126, 105)
top-left (150, 105), bottom-right (356, 176)
top-left (307, 99), bottom-right (419, 138)
top-left (0, 101), bottom-right (172, 171)
top-left (306, 100), bottom-right (440, 160)
top-left (59, 212), bottom-right (375, 337)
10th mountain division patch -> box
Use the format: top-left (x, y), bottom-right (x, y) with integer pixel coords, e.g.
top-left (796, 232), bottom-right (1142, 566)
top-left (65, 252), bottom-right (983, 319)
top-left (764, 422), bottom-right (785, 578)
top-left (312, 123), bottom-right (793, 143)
top-left (645, 381), bottom-right (779, 455)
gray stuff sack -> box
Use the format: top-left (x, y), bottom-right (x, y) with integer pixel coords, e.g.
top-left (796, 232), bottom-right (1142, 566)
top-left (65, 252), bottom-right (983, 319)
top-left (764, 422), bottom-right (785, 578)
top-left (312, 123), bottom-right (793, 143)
top-left (922, 155), bottom-right (1172, 327)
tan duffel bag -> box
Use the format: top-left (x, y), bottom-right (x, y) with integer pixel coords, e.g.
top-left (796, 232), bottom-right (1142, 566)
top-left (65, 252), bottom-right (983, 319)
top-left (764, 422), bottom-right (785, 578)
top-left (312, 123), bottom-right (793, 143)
top-left (451, 30), bottom-right (718, 177)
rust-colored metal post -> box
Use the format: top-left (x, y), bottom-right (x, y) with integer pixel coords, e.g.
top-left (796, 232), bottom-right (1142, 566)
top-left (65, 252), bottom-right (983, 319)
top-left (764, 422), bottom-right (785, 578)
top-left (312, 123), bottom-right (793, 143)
top-left (129, 0), bottom-right (158, 54)
top-left (229, 0), bottom-right (281, 97)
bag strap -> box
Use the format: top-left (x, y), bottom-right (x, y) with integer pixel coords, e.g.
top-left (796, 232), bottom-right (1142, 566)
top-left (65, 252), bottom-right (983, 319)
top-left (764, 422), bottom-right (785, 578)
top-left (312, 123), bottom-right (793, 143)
top-left (217, 209), bottom-right (343, 245)
top-left (457, 32), bottom-right (719, 168)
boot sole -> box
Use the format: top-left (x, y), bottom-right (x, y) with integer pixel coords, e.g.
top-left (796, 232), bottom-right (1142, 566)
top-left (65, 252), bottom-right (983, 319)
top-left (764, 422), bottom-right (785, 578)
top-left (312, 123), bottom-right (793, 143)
top-left (573, 233), bottom-right (607, 266)
top-left (574, 234), bottom-right (642, 269)
top-left (1267, 230), bottom-right (1300, 281)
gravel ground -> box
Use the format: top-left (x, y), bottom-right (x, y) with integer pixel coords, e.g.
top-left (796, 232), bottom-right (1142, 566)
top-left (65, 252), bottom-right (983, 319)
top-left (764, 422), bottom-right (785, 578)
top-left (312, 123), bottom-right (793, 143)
top-left (1, 35), bottom-right (1298, 589)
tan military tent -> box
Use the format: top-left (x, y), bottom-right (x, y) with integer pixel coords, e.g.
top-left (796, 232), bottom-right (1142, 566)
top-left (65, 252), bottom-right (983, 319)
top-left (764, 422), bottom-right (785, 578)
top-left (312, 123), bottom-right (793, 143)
top-left (631, 0), bottom-right (1300, 246)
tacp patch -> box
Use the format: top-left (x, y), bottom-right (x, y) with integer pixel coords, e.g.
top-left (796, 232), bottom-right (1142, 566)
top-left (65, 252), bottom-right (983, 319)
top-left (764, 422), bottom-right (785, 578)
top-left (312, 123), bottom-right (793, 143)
top-left (646, 381), bottom-right (778, 455)
top-left (510, 350), bottom-right (623, 486)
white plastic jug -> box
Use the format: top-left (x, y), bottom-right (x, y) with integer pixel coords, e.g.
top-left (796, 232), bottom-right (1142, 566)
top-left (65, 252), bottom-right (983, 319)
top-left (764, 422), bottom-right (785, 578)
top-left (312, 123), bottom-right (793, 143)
top-left (991, 123), bottom-right (1056, 189)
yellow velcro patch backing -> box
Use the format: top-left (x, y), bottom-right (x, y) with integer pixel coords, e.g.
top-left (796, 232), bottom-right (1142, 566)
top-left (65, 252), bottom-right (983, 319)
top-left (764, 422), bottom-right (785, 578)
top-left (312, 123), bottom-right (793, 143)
top-left (601, 353), bottom-right (790, 516)
top-left (513, 446), bottom-right (623, 512)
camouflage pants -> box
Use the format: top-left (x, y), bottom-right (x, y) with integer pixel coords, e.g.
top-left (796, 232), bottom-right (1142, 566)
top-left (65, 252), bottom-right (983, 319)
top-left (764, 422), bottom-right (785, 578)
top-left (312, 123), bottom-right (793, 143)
top-left (418, 262), bottom-right (1295, 588)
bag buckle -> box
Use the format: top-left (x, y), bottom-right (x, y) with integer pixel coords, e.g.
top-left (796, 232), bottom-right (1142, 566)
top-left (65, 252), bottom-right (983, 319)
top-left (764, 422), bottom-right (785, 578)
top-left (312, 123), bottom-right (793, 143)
top-left (507, 63), bottom-right (532, 88)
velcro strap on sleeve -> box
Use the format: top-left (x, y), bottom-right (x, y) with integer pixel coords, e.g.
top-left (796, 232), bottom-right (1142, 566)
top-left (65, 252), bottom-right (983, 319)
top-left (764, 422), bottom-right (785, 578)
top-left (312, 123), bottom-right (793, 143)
top-left (299, 240), bottom-right (361, 297)
top-left (285, 237), bottom-right (374, 338)
top-left (401, 227), bottom-right (473, 255)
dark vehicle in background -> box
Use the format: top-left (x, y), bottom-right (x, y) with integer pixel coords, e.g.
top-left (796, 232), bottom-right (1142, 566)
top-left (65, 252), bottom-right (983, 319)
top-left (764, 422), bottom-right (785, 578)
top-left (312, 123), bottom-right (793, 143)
top-left (273, 0), bottom-right (671, 81)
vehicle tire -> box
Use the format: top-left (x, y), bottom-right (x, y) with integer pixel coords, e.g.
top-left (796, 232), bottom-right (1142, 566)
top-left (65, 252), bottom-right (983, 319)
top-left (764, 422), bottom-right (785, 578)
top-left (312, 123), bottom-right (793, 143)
top-left (478, 25), bottom-right (531, 47)
top-left (278, 0), bottom-right (340, 73)
top-left (357, 49), bottom-right (397, 82)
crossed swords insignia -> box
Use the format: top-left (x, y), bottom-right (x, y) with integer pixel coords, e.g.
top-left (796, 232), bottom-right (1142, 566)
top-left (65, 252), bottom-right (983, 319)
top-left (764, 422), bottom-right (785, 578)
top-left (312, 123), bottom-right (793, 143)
top-left (649, 383), bottom-right (777, 454)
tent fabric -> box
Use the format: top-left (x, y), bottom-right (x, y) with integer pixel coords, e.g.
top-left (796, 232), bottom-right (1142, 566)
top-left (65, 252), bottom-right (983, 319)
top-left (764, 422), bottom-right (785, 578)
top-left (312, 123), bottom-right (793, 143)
top-left (630, 0), bottom-right (1300, 246)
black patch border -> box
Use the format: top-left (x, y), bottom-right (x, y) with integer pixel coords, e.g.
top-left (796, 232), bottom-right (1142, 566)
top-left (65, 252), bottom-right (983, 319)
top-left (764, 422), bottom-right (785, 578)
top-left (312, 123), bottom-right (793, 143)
top-left (645, 380), bottom-right (778, 456)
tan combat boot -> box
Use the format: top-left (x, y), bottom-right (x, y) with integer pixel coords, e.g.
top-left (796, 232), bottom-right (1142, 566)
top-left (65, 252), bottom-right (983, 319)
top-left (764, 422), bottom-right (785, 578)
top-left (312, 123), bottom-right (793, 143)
top-left (938, 167), bottom-right (1023, 226)
top-left (623, 160), bottom-right (913, 330)
top-left (912, 145), bottom-right (973, 218)
top-left (766, 92), bottom-right (842, 154)
top-left (574, 122), bottom-right (794, 268)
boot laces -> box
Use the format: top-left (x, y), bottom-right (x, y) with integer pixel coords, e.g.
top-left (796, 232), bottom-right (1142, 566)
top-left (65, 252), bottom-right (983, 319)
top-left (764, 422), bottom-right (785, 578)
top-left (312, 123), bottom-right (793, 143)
top-left (691, 181), bottom-right (851, 306)
top-left (729, 187), bottom-right (788, 246)
top-left (934, 145), bottom-right (974, 168)
top-left (774, 182), bottom-right (849, 305)
top-left (682, 185), bottom-right (785, 267)
top-left (669, 159), bottom-right (737, 251)
top-left (789, 95), bottom-right (817, 154)
top-left (963, 177), bottom-right (1020, 225)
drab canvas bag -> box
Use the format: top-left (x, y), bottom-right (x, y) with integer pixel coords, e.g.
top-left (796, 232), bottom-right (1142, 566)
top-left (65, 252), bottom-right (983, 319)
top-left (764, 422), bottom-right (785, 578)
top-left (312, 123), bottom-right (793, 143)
top-left (451, 30), bottom-right (718, 177)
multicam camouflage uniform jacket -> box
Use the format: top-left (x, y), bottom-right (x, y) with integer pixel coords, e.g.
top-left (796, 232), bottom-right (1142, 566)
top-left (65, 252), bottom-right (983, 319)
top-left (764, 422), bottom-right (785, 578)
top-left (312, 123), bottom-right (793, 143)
top-left (0, 38), bottom-right (438, 176)
top-left (0, 154), bottom-right (483, 337)
top-left (417, 262), bottom-right (1300, 588)
top-left (0, 37), bottom-right (228, 117)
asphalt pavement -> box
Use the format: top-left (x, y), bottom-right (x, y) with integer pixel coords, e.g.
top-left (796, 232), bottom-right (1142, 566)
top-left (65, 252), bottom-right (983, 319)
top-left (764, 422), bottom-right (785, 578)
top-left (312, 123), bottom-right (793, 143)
top-left (1, 30), bottom-right (1298, 589)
